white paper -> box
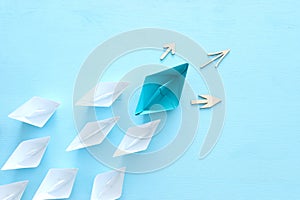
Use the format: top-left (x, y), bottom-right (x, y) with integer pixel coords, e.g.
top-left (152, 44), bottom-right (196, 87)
top-left (33, 168), bottom-right (78, 200)
top-left (113, 120), bottom-right (160, 157)
top-left (91, 167), bottom-right (126, 200)
top-left (75, 82), bottom-right (129, 107)
top-left (66, 116), bottom-right (120, 151)
top-left (0, 180), bottom-right (29, 200)
top-left (8, 96), bottom-right (60, 128)
top-left (1, 136), bottom-right (50, 170)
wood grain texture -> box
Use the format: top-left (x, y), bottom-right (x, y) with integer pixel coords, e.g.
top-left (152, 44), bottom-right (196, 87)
top-left (0, 0), bottom-right (299, 199)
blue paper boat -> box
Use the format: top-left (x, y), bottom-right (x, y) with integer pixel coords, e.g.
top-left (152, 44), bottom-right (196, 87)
top-left (135, 63), bottom-right (189, 115)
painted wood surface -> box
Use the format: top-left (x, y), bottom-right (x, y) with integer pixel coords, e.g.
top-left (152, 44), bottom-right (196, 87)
top-left (0, 0), bottom-right (299, 199)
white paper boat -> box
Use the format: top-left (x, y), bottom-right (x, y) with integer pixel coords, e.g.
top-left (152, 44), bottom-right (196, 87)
top-left (113, 120), bottom-right (160, 157)
top-left (1, 136), bottom-right (50, 170)
top-left (91, 167), bottom-right (126, 200)
top-left (8, 96), bottom-right (60, 127)
top-left (33, 168), bottom-right (78, 200)
top-left (0, 180), bottom-right (29, 200)
top-left (66, 117), bottom-right (120, 151)
top-left (75, 82), bottom-right (129, 107)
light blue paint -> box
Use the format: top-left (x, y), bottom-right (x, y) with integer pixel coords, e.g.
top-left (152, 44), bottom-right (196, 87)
top-left (0, 0), bottom-right (299, 199)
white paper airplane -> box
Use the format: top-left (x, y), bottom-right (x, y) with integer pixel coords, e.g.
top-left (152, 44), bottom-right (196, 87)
top-left (91, 167), bottom-right (126, 200)
top-left (75, 82), bottom-right (129, 107)
top-left (0, 180), bottom-right (29, 200)
top-left (66, 116), bottom-right (120, 151)
top-left (1, 136), bottom-right (50, 170)
top-left (33, 168), bottom-right (78, 200)
top-left (113, 120), bottom-right (161, 157)
top-left (8, 96), bottom-right (60, 127)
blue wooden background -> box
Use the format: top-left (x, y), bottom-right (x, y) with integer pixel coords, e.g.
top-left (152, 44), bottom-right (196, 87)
top-left (0, 0), bottom-right (299, 199)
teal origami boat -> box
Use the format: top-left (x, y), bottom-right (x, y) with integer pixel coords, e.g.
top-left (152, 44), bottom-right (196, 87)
top-left (135, 63), bottom-right (189, 115)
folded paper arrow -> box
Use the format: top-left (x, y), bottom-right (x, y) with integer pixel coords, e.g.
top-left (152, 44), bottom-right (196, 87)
top-left (135, 63), bottom-right (189, 115)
